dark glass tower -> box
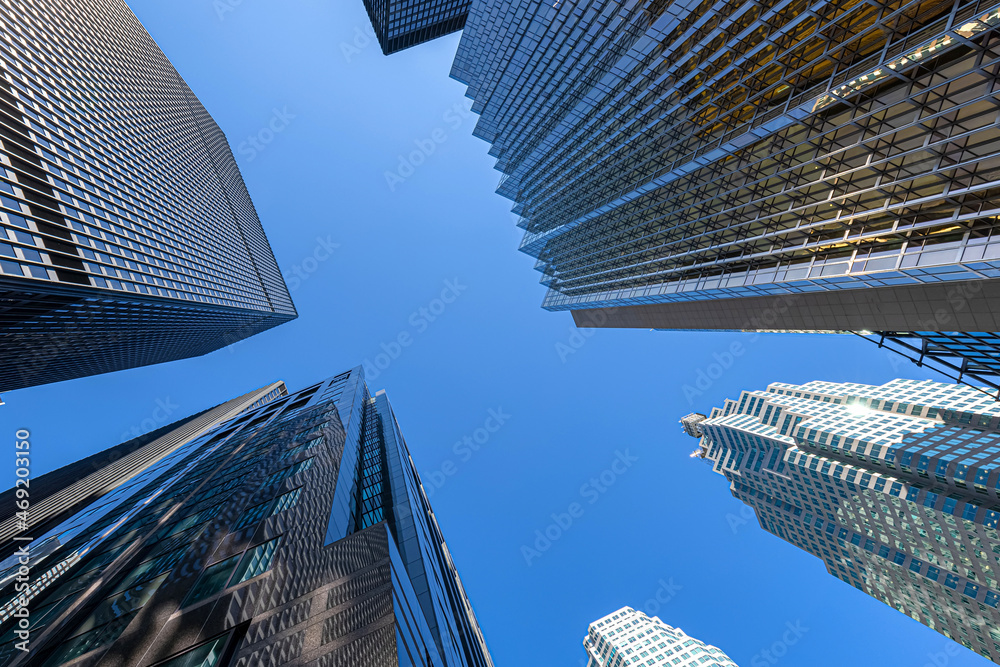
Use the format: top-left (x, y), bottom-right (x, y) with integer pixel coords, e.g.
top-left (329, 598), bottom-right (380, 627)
top-left (0, 367), bottom-right (493, 667)
top-left (0, 0), bottom-right (296, 392)
top-left (687, 378), bottom-right (1000, 662)
top-left (362, 0), bottom-right (469, 54)
top-left (451, 0), bottom-right (1000, 394)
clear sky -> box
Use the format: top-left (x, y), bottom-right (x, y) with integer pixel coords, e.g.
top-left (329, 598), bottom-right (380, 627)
top-left (0, 1), bottom-right (991, 665)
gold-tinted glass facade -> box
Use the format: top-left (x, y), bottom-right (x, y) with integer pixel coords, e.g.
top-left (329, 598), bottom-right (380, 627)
top-left (453, 0), bottom-right (1000, 392)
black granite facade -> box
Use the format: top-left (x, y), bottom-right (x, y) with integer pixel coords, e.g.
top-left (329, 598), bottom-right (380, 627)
top-left (0, 368), bottom-right (492, 667)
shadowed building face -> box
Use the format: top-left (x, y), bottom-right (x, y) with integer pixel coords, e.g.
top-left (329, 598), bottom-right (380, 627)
top-left (0, 367), bottom-right (493, 667)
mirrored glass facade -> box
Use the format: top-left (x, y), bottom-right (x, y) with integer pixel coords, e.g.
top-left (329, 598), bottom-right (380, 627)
top-left (362, 0), bottom-right (469, 54)
top-left (451, 0), bottom-right (1000, 391)
top-left (0, 367), bottom-right (492, 667)
top-left (688, 378), bottom-right (1000, 662)
top-left (584, 607), bottom-right (738, 667)
top-left (0, 0), bottom-right (297, 392)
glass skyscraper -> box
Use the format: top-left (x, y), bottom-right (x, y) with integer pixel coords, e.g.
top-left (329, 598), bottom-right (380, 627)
top-left (0, 0), bottom-right (296, 392)
top-left (686, 378), bottom-right (1000, 662)
top-left (0, 366), bottom-right (492, 667)
top-left (584, 607), bottom-right (737, 667)
top-left (450, 0), bottom-right (1000, 392)
top-left (362, 0), bottom-right (469, 54)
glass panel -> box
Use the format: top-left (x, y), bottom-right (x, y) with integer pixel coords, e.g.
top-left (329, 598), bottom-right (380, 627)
top-left (272, 488), bottom-right (302, 514)
top-left (233, 501), bottom-right (271, 530)
top-left (155, 635), bottom-right (229, 667)
top-left (113, 546), bottom-right (188, 593)
top-left (42, 611), bottom-right (139, 666)
top-left (182, 556), bottom-right (240, 607)
top-left (230, 538), bottom-right (281, 585)
top-left (70, 573), bottom-right (168, 638)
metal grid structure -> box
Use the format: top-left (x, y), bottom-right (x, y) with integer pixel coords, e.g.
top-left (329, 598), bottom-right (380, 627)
top-left (452, 0), bottom-right (1000, 386)
top-left (859, 331), bottom-right (1000, 397)
top-left (0, 0), bottom-right (296, 391)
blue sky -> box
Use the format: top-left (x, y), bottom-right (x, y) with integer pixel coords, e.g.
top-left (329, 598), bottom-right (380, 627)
top-left (0, 1), bottom-right (991, 665)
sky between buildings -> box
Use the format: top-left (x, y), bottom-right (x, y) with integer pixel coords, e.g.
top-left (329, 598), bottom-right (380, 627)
top-left (0, 1), bottom-right (990, 665)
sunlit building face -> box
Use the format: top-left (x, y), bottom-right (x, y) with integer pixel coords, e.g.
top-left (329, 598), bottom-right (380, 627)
top-left (451, 0), bottom-right (1000, 391)
top-left (0, 0), bottom-right (296, 392)
top-left (688, 378), bottom-right (1000, 662)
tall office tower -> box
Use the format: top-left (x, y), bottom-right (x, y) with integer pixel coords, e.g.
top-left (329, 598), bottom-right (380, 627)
top-left (583, 607), bottom-right (738, 667)
top-left (451, 0), bottom-right (1000, 394)
top-left (0, 367), bottom-right (493, 667)
top-left (687, 378), bottom-right (1000, 662)
top-left (0, 0), bottom-right (296, 392)
top-left (361, 0), bottom-right (469, 54)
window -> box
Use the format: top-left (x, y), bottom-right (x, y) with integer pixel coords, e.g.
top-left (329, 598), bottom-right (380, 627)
top-left (43, 613), bottom-right (139, 666)
top-left (183, 556), bottom-right (241, 607)
top-left (183, 538), bottom-right (281, 607)
top-left (113, 546), bottom-right (188, 592)
top-left (158, 506), bottom-right (219, 539)
top-left (154, 634), bottom-right (229, 667)
top-left (273, 488), bottom-right (302, 513)
top-left (261, 458), bottom-right (314, 489)
top-left (231, 538), bottom-right (281, 584)
top-left (233, 489), bottom-right (301, 531)
top-left (42, 574), bottom-right (168, 665)
top-left (233, 501), bottom-right (271, 530)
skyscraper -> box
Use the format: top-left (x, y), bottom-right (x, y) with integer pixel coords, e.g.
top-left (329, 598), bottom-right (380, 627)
top-left (584, 607), bottom-right (737, 667)
top-left (450, 0), bottom-right (1000, 393)
top-left (0, 366), bottom-right (492, 667)
top-left (0, 0), bottom-right (296, 392)
top-left (361, 0), bottom-right (470, 54)
top-left (687, 378), bottom-right (1000, 662)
